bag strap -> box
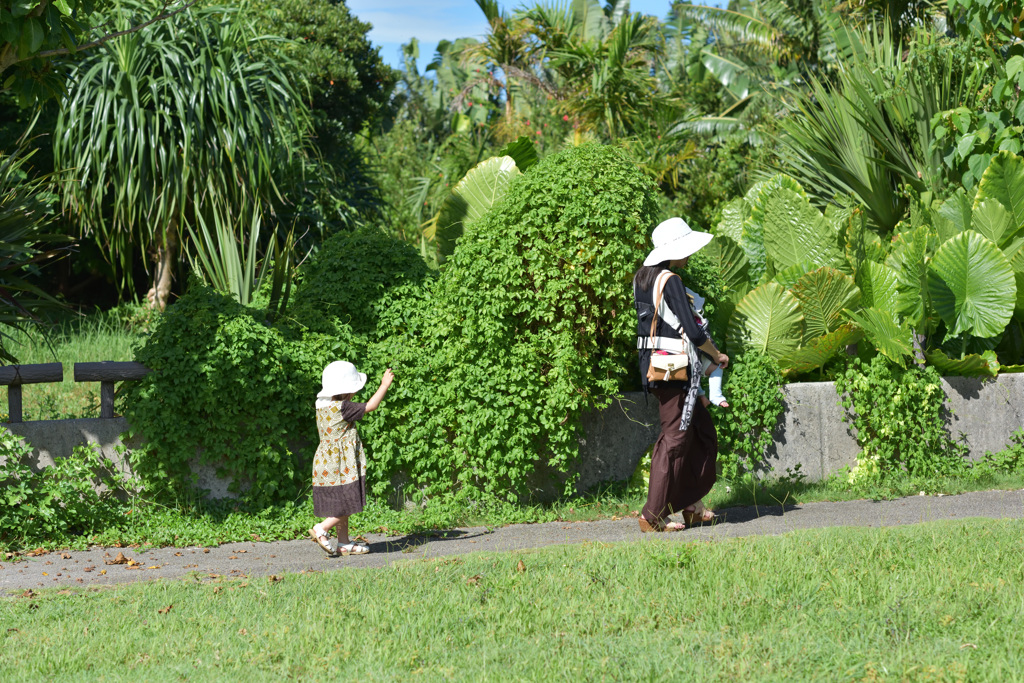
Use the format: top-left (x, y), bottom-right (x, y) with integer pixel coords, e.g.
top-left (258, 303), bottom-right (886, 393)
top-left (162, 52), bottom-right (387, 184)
top-left (649, 270), bottom-right (675, 343)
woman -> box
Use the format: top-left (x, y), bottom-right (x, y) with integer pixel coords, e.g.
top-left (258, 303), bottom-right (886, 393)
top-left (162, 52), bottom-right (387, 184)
top-left (633, 217), bottom-right (728, 532)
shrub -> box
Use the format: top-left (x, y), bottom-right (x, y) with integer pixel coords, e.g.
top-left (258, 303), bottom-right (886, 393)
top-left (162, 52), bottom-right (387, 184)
top-left (123, 226), bottom-right (427, 505)
top-left (835, 355), bottom-right (969, 482)
top-left (361, 143), bottom-right (660, 500)
top-left (716, 353), bottom-right (786, 480)
top-left (0, 430), bottom-right (130, 550)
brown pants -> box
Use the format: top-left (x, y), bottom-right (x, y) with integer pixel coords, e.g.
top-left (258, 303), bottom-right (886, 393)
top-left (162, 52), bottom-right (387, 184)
top-left (641, 384), bottom-right (718, 523)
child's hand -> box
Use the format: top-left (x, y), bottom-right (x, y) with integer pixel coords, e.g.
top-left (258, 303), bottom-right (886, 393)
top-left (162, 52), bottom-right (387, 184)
top-left (381, 368), bottom-right (395, 389)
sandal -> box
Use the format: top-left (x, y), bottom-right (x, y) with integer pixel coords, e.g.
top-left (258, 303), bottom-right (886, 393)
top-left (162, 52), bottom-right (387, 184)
top-left (309, 525), bottom-right (338, 556)
top-left (681, 501), bottom-right (719, 527)
top-left (638, 517), bottom-right (685, 533)
top-left (338, 542), bottom-right (370, 556)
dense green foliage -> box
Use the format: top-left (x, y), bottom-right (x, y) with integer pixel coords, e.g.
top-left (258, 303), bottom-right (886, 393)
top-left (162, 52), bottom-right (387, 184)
top-left (363, 144), bottom-right (657, 501)
top-left (715, 353), bottom-right (786, 480)
top-left (835, 355), bottom-right (969, 482)
top-left (121, 226), bottom-right (428, 505)
top-left (0, 432), bottom-right (129, 548)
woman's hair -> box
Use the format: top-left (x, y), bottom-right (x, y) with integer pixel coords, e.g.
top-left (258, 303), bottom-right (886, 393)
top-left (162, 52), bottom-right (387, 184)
top-left (331, 393), bottom-right (354, 402)
top-left (634, 261), bottom-right (672, 292)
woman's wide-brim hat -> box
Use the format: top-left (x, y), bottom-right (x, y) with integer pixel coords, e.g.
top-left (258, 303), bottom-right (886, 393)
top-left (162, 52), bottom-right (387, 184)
top-left (643, 217), bottom-right (714, 266)
top-left (316, 361), bottom-right (367, 399)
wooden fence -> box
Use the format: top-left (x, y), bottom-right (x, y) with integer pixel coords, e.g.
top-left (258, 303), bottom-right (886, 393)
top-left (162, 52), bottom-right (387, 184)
top-left (0, 362), bottom-right (150, 422)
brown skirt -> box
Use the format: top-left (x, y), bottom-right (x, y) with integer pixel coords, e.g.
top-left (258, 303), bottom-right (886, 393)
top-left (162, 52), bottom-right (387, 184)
top-left (641, 384), bottom-right (718, 523)
top-left (312, 472), bottom-right (366, 517)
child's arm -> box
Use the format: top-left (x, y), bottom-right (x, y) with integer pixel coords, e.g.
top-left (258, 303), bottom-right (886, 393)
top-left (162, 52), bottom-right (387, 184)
top-left (364, 369), bottom-right (395, 413)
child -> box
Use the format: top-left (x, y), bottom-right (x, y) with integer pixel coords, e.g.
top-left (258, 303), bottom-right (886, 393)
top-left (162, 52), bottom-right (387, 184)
top-left (688, 290), bottom-right (729, 408)
top-left (309, 361), bottom-right (394, 557)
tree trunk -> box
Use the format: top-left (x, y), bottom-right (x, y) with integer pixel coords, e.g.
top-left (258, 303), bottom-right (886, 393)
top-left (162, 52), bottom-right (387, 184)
top-left (147, 220), bottom-right (178, 311)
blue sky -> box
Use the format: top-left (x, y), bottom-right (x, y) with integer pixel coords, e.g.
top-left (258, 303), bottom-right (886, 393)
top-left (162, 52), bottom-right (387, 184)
top-left (346, 0), bottom-right (698, 71)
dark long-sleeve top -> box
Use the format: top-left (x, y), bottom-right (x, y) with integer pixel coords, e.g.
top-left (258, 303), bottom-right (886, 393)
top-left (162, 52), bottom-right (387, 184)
top-left (633, 270), bottom-right (708, 390)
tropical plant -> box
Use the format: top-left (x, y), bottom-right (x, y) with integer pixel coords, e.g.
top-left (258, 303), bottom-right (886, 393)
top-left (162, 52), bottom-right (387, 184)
top-left (775, 25), bottom-right (989, 232)
top-left (0, 121), bottom-right (68, 362)
top-left (716, 153), bottom-right (1024, 378)
top-left (53, 0), bottom-right (311, 310)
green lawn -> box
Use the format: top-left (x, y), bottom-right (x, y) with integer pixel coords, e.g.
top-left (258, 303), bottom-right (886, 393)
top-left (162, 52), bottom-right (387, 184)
top-left (3, 307), bottom-right (148, 421)
top-left (3, 518), bottom-right (1022, 681)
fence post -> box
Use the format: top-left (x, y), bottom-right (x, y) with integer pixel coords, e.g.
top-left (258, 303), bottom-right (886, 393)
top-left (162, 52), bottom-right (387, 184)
top-left (0, 363), bottom-right (64, 423)
top-left (74, 362), bottom-right (151, 418)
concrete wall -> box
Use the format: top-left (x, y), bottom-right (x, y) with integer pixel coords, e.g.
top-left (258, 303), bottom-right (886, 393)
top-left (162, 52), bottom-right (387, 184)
top-left (5, 374), bottom-right (1024, 498)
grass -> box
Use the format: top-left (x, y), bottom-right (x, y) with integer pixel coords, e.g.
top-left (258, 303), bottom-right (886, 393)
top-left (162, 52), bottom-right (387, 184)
top-left (2, 518), bottom-right (1022, 681)
top-left (1, 305), bottom-right (152, 421)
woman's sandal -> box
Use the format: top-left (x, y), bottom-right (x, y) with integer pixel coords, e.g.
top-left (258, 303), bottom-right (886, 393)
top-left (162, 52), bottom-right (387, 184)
top-left (309, 526), bottom-right (338, 556)
top-left (638, 516), bottom-right (685, 533)
top-left (681, 501), bottom-right (720, 527)
top-left (338, 542), bottom-right (370, 556)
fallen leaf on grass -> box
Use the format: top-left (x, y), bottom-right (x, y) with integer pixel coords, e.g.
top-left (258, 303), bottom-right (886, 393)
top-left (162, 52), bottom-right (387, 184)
top-left (466, 574), bottom-right (481, 586)
top-left (25, 548), bottom-right (48, 557)
top-left (268, 575), bottom-right (283, 583)
top-left (158, 605), bottom-right (173, 615)
top-left (238, 628), bottom-right (248, 635)
top-left (611, 516), bottom-right (623, 521)
top-left (961, 643), bottom-right (978, 650)
top-left (208, 574), bottom-right (221, 579)
top-left (21, 590), bottom-right (35, 598)
top-left (516, 560), bottom-right (526, 573)
top-left (7, 628), bottom-right (18, 633)
top-left (57, 590), bottom-right (72, 596)
top-left (250, 534), bottom-right (261, 541)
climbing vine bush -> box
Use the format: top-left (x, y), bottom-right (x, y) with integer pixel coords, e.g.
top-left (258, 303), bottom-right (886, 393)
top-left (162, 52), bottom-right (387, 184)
top-left (716, 353), bottom-right (786, 480)
top-left (361, 144), bottom-right (659, 501)
top-left (123, 226), bottom-right (428, 505)
top-left (834, 356), bottom-right (969, 483)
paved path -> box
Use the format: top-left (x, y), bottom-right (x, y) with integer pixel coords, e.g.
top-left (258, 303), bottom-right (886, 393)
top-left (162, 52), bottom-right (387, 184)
top-left (3, 489), bottom-right (1022, 593)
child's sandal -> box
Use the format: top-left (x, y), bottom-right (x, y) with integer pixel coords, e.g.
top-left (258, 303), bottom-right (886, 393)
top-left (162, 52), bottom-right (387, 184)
top-left (309, 526), bottom-right (338, 556)
top-left (338, 542), bottom-right (369, 556)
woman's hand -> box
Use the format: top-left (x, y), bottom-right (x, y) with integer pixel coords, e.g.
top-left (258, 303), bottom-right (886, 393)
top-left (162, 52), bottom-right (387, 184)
top-left (381, 368), bottom-right (395, 388)
top-left (716, 353), bottom-right (729, 369)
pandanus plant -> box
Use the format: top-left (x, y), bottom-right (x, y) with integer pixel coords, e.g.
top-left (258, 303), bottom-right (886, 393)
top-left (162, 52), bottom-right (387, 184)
top-left (54, 1), bottom-right (309, 310)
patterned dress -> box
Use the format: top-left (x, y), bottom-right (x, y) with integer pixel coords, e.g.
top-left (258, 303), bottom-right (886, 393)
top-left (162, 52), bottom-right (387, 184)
top-left (311, 400), bottom-right (367, 517)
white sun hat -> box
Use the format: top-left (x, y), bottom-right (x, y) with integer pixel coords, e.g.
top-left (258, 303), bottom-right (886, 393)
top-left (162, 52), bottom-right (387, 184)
top-left (643, 217), bottom-right (714, 266)
top-left (316, 361), bottom-right (367, 400)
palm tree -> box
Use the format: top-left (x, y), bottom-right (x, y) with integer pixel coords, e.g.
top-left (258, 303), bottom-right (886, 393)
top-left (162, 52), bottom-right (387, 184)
top-left (54, 1), bottom-right (310, 309)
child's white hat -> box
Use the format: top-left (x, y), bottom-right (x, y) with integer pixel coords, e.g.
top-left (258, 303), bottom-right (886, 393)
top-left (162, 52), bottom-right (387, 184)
top-left (317, 361), bottom-right (367, 399)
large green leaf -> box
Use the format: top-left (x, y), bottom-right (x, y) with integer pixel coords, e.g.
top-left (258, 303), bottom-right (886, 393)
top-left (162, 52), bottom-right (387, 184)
top-left (740, 175), bottom-right (807, 282)
top-left (774, 262), bottom-right (816, 291)
top-left (700, 49), bottom-right (751, 100)
top-left (703, 234), bottom-right (750, 296)
top-left (924, 349), bottom-right (999, 378)
top-left (885, 225), bottom-right (930, 330)
top-left (714, 197), bottom-right (747, 244)
top-left (790, 267), bottom-right (862, 341)
top-left (933, 190), bottom-right (972, 243)
top-left (844, 307), bottom-right (913, 366)
top-left (856, 261), bottom-right (900, 315)
top-left (727, 282), bottom-right (804, 360)
top-left (779, 323), bottom-right (862, 376)
top-left (496, 136), bottom-right (539, 172)
top-left (927, 230), bottom-right (1016, 340)
top-left (972, 199), bottom-right (1015, 248)
top-left (430, 155), bottom-right (520, 258)
top-left (756, 186), bottom-right (843, 271)
top-left (974, 150), bottom-right (1024, 230)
